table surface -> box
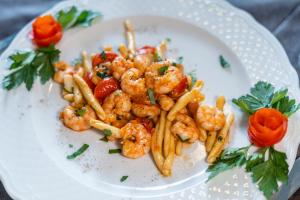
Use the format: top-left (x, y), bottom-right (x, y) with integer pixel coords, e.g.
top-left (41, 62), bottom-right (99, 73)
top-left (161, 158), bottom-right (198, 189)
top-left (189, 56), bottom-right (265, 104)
top-left (0, 0), bottom-right (299, 199)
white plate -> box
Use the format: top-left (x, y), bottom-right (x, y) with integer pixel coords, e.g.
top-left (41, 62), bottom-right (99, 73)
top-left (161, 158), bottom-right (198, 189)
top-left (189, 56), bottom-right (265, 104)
top-left (0, 0), bottom-right (300, 199)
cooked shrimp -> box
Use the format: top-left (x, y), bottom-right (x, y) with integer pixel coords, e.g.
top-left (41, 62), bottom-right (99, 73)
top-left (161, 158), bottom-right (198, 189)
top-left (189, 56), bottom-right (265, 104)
top-left (170, 114), bottom-right (199, 143)
top-left (102, 90), bottom-right (131, 123)
top-left (121, 68), bottom-right (147, 96)
top-left (196, 105), bottom-right (225, 131)
top-left (61, 105), bottom-right (96, 131)
top-left (145, 60), bottom-right (171, 89)
top-left (112, 116), bottom-right (130, 128)
top-left (158, 95), bottom-right (174, 111)
top-left (110, 56), bottom-right (134, 80)
top-left (145, 61), bottom-right (183, 94)
top-left (121, 120), bottom-right (151, 159)
top-left (131, 103), bottom-right (160, 118)
top-left (154, 66), bottom-right (183, 94)
top-left (54, 61), bottom-right (71, 70)
top-left (134, 54), bottom-right (153, 74)
top-left (54, 61), bottom-right (85, 84)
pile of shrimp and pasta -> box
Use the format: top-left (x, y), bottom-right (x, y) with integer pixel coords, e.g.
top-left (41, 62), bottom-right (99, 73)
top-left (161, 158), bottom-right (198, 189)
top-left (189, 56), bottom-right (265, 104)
top-left (54, 20), bottom-right (235, 176)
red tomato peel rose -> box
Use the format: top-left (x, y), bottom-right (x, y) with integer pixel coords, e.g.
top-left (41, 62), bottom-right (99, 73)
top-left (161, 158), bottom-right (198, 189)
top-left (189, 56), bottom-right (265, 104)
top-left (248, 108), bottom-right (288, 147)
top-left (32, 15), bottom-right (62, 47)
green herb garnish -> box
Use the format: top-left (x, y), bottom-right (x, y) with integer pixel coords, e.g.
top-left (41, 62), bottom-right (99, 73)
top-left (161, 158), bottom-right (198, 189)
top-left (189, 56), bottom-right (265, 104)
top-left (56, 6), bottom-right (101, 29)
top-left (120, 175), bottom-right (128, 182)
top-left (103, 129), bottom-right (112, 137)
top-left (165, 38), bottom-right (171, 43)
top-left (232, 81), bottom-right (300, 116)
top-left (187, 70), bottom-right (197, 89)
top-left (66, 144), bottom-right (89, 159)
top-left (206, 146), bottom-right (250, 181)
top-left (158, 66), bottom-right (169, 75)
top-left (100, 51), bottom-right (107, 60)
top-left (153, 52), bottom-right (163, 62)
top-left (100, 137), bottom-right (108, 142)
top-left (96, 71), bottom-right (109, 78)
top-left (75, 108), bottom-right (86, 116)
top-left (219, 55), bottom-right (230, 68)
top-left (71, 57), bottom-right (82, 66)
top-left (207, 146), bottom-right (289, 199)
top-left (69, 144), bottom-right (73, 148)
top-left (147, 88), bottom-right (156, 105)
top-left (249, 147), bottom-right (288, 199)
top-left (108, 148), bottom-right (122, 154)
top-left (177, 56), bottom-right (184, 64)
top-left (2, 45), bottom-right (60, 91)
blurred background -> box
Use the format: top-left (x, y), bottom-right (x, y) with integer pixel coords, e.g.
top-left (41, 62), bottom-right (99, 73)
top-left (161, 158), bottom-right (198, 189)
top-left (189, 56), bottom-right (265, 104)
top-left (0, 0), bottom-right (299, 199)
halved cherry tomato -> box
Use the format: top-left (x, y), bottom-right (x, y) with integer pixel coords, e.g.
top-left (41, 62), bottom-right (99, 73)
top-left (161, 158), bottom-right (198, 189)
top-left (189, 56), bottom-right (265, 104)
top-left (248, 108), bottom-right (288, 147)
top-left (32, 15), bottom-right (62, 47)
top-left (136, 118), bottom-right (154, 133)
top-left (83, 72), bottom-right (96, 90)
top-left (92, 51), bottom-right (118, 67)
top-left (136, 45), bottom-right (156, 55)
top-left (170, 76), bottom-right (188, 97)
top-left (94, 77), bottom-right (119, 100)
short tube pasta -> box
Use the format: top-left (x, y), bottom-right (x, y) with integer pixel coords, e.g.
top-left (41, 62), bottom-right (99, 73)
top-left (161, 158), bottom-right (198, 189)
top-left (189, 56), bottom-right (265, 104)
top-left (89, 119), bottom-right (121, 138)
top-left (73, 74), bottom-right (106, 120)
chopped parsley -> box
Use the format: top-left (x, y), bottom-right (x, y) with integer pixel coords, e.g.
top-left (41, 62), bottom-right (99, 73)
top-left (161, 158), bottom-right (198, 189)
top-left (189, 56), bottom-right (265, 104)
top-left (158, 66), bottom-right (169, 75)
top-left (68, 144), bottom-right (73, 148)
top-left (219, 55), bottom-right (230, 68)
top-left (177, 56), bottom-right (184, 64)
top-left (187, 70), bottom-right (197, 89)
top-left (153, 52), bottom-right (163, 62)
top-left (100, 51), bottom-right (107, 60)
top-left (165, 37), bottom-right (171, 43)
top-left (108, 148), bottom-right (122, 154)
top-left (96, 71), bottom-right (109, 78)
top-left (120, 175), bottom-right (128, 182)
top-left (66, 144), bottom-right (89, 159)
top-left (103, 129), bottom-right (112, 137)
top-left (75, 108), bottom-right (86, 116)
top-left (99, 137), bottom-right (108, 142)
top-left (147, 88), bottom-right (156, 105)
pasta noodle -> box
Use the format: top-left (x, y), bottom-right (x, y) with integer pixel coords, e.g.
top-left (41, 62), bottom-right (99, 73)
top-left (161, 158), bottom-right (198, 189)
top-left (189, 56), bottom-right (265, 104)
top-left (207, 113), bottom-right (234, 163)
top-left (89, 119), bottom-right (121, 138)
top-left (73, 74), bottom-right (106, 120)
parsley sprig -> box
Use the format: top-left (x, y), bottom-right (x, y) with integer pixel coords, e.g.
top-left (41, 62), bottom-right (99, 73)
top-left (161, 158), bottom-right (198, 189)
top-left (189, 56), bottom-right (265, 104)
top-left (207, 146), bottom-right (289, 199)
top-left (232, 81), bottom-right (300, 116)
top-left (56, 6), bottom-right (101, 29)
top-left (2, 45), bottom-right (60, 91)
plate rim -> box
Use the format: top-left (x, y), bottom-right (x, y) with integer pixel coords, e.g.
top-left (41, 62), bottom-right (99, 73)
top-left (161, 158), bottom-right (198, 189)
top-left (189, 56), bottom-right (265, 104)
top-left (0, 0), bottom-right (299, 199)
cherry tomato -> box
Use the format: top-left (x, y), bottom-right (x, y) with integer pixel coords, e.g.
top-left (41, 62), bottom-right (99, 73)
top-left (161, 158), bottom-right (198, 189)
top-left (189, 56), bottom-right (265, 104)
top-left (170, 76), bottom-right (188, 97)
top-left (83, 72), bottom-right (96, 90)
top-left (136, 45), bottom-right (156, 55)
top-left (92, 51), bottom-right (118, 67)
top-left (32, 15), bottom-right (62, 47)
top-left (248, 108), bottom-right (288, 147)
top-left (94, 77), bottom-right (119, 100)
top-left (136, 118), bottom-right (154, 133)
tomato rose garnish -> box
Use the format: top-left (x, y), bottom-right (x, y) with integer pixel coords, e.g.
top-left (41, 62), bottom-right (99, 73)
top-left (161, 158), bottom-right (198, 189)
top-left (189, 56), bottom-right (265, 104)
top-left (83, 72), bottom-right (96, 90)
top-left (136, 45), bottom-right (156, 55)
top-left (32, 15), bottom-right (62, 47)
top-left (92, 51), bottom-right (118, 67)
top-left (170, 76), bottom-right (188, 98)
top-left (248, 108), bottom-right (288, 147)
top-left (94, 77), bottom-right (119, 100)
